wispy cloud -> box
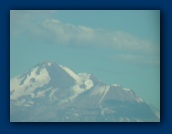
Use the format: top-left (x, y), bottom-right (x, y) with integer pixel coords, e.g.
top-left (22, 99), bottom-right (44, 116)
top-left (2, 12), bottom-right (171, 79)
top-left (41, 19), bottom-right (159, 54)
top-left (10, 10), bottom-right (58, 39)
top-left (10, 10), bottom-right (160, 65)
top-left (111, 54), bottom-right (160, 66)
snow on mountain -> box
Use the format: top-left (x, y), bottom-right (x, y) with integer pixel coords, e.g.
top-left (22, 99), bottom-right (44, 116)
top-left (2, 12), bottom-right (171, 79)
top-left (59, 65), bottom-right (94, 94)
top-left (59, 65), bottom-right (81, 83)
top-left (10, 66), bottom-right (51, 100)
top-left (10, 61), bottom-right (160, 122)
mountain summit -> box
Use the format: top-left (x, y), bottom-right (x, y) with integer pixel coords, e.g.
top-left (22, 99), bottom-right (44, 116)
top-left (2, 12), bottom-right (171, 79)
top-left (10, 61), bottom-right (160, 122)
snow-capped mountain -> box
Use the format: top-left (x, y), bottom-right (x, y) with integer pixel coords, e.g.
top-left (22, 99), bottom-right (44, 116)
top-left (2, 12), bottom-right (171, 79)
top-left (10, 61), bottom-right (160, 122)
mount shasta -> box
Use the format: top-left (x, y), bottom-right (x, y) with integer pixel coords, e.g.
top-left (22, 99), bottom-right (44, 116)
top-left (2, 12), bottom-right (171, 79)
top-left (10, 61), bottom-right (160, 122)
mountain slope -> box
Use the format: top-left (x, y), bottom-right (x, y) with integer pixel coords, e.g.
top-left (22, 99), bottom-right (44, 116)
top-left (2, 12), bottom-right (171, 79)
top-left (10, 61), bottom-right (160, 122)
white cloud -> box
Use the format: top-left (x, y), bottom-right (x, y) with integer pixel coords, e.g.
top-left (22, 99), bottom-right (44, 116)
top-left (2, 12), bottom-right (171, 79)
top-left (111, 54), bottom-right (160, 65)
top-left (41, 18), bottom-right (159, 54)
top-left (41, 19), bottom-right (97, 45)
top-left (10, 10), bottom-right (160, 65)
top-left (10, 10), bottom-right (58, 39)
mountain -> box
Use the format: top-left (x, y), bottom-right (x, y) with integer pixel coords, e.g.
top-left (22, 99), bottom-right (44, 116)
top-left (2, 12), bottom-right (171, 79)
top-left (10, 61), bottom-right (160, 122)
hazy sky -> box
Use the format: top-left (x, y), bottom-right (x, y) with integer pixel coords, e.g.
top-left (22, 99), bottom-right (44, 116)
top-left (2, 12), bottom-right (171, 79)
top-left (10, 10), bottom-right (160, 109)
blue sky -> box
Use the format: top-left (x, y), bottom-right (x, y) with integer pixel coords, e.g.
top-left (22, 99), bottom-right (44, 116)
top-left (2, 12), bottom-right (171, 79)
top-left (10, 10), bottom-right (160, 109)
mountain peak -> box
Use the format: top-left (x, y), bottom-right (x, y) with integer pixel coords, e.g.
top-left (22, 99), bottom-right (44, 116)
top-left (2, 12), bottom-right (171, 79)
top-left (38, 61), bottom-right (57, 67)
top-left (10, 61), bottom-right (160, 122)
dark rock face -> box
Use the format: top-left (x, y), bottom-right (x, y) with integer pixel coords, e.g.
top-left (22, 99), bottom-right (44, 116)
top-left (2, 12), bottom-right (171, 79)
top-left (10, 62), bottom-right (160, 122)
